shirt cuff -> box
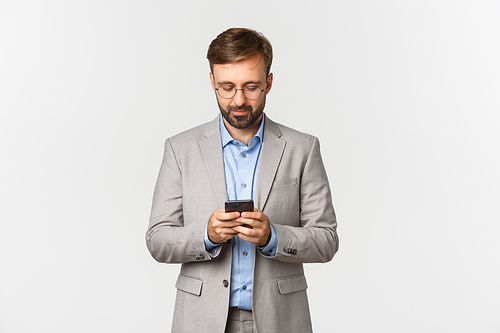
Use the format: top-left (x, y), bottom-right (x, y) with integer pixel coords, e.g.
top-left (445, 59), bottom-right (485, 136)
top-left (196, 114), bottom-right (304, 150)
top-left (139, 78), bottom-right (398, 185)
top-left (257, 223), bottom-right (278, 256)
top-left (204, 222), bottom-right (222, 255)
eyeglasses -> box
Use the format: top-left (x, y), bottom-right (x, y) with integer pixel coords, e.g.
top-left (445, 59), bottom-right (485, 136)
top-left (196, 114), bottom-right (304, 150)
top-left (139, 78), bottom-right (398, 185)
top-left (215, 85), bottom-right (265, 100)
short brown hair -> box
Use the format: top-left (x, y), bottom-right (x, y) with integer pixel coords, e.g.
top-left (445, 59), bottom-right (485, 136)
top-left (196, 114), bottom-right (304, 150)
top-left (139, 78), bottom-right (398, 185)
top-left (207, 28), bottom-right (273, 75)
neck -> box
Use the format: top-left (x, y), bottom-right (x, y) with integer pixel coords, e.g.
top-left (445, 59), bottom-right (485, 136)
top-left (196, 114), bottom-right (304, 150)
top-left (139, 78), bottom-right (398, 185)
top-left (223, 115), bottom-right (262, 146)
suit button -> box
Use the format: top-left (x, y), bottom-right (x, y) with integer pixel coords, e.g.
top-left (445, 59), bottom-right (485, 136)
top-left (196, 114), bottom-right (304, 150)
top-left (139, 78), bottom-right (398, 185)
top-left (193, 254), bottom-right (205, 260)
top-left (223, 280), bottom-right (229, 288)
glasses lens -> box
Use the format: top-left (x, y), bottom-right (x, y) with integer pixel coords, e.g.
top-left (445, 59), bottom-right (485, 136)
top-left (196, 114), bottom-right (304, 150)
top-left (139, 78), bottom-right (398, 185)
top-left (243, 86), bottom-right (262, 100)
top-left (217, 85), bottom-right (263, 100)
top-left (218, 85), bottom-right (235, 99)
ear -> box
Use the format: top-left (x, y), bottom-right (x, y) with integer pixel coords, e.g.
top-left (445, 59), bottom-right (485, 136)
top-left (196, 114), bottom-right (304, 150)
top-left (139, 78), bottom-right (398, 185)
top-left (209, 72), bottom-right (215, 91)
top-left (265, 73), bottom-right (273, 94)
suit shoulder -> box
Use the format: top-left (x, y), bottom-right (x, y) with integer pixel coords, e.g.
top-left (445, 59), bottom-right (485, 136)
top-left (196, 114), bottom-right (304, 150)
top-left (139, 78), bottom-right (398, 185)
top-left (169, 122), bottom-right (207, 141)
top-left (165, 119), bottom-right (215, 148)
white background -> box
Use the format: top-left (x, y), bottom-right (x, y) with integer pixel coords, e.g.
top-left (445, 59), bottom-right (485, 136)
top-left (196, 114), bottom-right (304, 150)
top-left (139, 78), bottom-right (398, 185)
top-left (1, 1), bottom-right (499, 332)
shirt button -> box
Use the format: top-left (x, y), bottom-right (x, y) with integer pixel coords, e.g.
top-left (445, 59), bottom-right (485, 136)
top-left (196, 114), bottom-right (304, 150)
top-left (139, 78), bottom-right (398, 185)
top-left (241, 183), bottom-right (247, 188)
top-left (243, 251), bottom-right (248, 256)
top-left (242, 286), bottom-right (247, 290)
top-left (242, 153), bottom-right (246, 158)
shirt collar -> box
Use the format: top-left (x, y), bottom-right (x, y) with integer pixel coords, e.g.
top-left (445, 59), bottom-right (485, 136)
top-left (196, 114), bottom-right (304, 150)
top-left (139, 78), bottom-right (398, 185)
top-left (219, 113), bottom-right (265, 148)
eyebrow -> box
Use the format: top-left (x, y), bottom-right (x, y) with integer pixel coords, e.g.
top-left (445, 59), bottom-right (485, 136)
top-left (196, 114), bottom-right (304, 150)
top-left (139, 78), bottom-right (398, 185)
top-left (217, 80), bottom-right (262, 86)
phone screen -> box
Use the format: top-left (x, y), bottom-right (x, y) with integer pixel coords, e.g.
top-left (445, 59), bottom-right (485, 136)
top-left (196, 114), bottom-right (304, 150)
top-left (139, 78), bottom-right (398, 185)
top-left (225, 200), bottom-right (254, 213)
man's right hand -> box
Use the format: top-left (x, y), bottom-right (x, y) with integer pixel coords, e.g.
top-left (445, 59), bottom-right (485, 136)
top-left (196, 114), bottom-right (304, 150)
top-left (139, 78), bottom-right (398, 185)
top-left (207, 208), bottom-right (241, 244)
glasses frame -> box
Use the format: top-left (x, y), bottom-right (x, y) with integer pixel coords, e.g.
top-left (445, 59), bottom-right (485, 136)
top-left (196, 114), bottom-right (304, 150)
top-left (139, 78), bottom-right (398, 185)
top-left (215, 85), bottom-right (265, 100)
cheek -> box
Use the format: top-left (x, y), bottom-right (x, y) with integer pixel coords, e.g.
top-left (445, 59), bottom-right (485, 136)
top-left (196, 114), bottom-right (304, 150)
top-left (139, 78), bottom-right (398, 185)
top-left (252, 98), bottom-right (265, 111)
top-left (216, 97), bottom-right (229, 109)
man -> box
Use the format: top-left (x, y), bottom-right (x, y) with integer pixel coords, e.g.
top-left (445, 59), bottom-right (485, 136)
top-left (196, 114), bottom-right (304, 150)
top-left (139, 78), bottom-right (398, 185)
top-left (147, 28), bottom-right (338, 333)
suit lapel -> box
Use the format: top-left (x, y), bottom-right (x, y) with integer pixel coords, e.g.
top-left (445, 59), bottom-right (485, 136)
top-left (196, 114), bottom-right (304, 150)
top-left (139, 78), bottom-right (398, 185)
top-left (255, 115), bottom-right (286, 211)
top-left (199, 116), bottom-right (228, 208)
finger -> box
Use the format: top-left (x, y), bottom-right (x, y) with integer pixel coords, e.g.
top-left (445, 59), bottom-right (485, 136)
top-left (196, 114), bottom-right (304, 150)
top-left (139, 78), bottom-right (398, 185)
top-left (234, 215), bottom-right (266, 228)
top-left (235, 229), bottom-right (265, 245)
top-left (233, 216), bottom-right (254, 223)
top-left (208, 224), bottom-right (239, 243)
top-left (217, 211), bottom-right (241, 221)
top-left (236, 233), bottom-right (254, 243)
top-left (236, 226), bottom-right (270, 247)
top-left (232, 219), bottom-right (258, 230)
top-left (240, 211), bottom-right (263, 221)
top-left (233, 225), bottom-right (255, 236)
top-left (220, 228), bottom-right (239, 236)
top-left (212, 220), bottom-right (244, 230)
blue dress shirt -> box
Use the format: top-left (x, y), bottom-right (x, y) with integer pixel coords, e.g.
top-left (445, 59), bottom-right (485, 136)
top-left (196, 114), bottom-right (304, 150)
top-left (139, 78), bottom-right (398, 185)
top-left (204, 114), bottom-right (278, 310)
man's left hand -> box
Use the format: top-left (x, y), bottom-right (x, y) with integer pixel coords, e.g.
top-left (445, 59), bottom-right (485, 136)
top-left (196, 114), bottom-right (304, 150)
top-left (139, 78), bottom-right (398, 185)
top-left (232, 208), bottom-right (271, 247)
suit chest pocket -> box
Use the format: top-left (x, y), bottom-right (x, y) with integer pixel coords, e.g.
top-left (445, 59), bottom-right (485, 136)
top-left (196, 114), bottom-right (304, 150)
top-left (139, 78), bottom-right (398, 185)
top-left (266, 177), bottom-right (300, 225)
top-left (272, 177), bottom-right (297, 190)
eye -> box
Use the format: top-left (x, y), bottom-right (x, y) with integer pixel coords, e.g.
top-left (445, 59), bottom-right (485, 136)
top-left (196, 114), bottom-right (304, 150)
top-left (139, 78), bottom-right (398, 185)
top-left (244, 86), bottom-right (259, 92)
top-left (220, 85), bottom-right (234, 92)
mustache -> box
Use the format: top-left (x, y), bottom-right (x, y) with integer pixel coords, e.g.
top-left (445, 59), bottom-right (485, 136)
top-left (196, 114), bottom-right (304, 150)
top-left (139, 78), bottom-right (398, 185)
top-left (227, 105), bottom-right (253, 112)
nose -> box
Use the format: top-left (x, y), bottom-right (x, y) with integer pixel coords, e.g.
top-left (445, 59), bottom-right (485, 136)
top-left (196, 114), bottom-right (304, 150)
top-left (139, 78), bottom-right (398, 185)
top-left (231, 88), bottom-right (247, 107)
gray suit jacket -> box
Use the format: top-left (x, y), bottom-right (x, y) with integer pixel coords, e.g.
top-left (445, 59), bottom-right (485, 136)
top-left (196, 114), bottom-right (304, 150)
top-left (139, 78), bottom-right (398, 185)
top-left (147, 114), bottom-right (338, 333)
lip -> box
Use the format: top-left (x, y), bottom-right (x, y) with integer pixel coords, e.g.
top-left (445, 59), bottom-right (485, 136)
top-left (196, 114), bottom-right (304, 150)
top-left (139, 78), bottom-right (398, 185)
top-left (232, 110), bottom-right (248, 117)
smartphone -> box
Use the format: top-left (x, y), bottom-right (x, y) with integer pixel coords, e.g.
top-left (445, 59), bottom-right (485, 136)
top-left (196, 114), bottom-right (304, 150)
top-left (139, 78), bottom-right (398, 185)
top-left (225, 199), bottom-right (254, 213)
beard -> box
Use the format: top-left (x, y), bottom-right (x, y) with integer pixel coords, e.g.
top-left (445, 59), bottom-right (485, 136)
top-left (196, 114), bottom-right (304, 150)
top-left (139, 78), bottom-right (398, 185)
top-left (217, 94), bottom-right (266, 129)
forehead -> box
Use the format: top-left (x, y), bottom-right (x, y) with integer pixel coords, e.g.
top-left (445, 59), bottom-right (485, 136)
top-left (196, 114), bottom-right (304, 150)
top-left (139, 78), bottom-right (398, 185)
top-left (212, 55), bottom-right (267, 83)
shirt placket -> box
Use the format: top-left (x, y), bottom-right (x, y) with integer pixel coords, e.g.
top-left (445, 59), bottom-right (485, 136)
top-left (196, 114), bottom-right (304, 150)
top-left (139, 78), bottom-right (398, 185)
top-left (235, 142), bottom-right (254, 307)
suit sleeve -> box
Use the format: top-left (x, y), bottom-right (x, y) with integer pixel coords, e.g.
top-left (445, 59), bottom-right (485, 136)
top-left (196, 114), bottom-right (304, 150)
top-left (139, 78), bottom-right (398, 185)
top-left (267, 137), bottom-right (339, 263)
top-left (146, 139), bottom-right (221, 263)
